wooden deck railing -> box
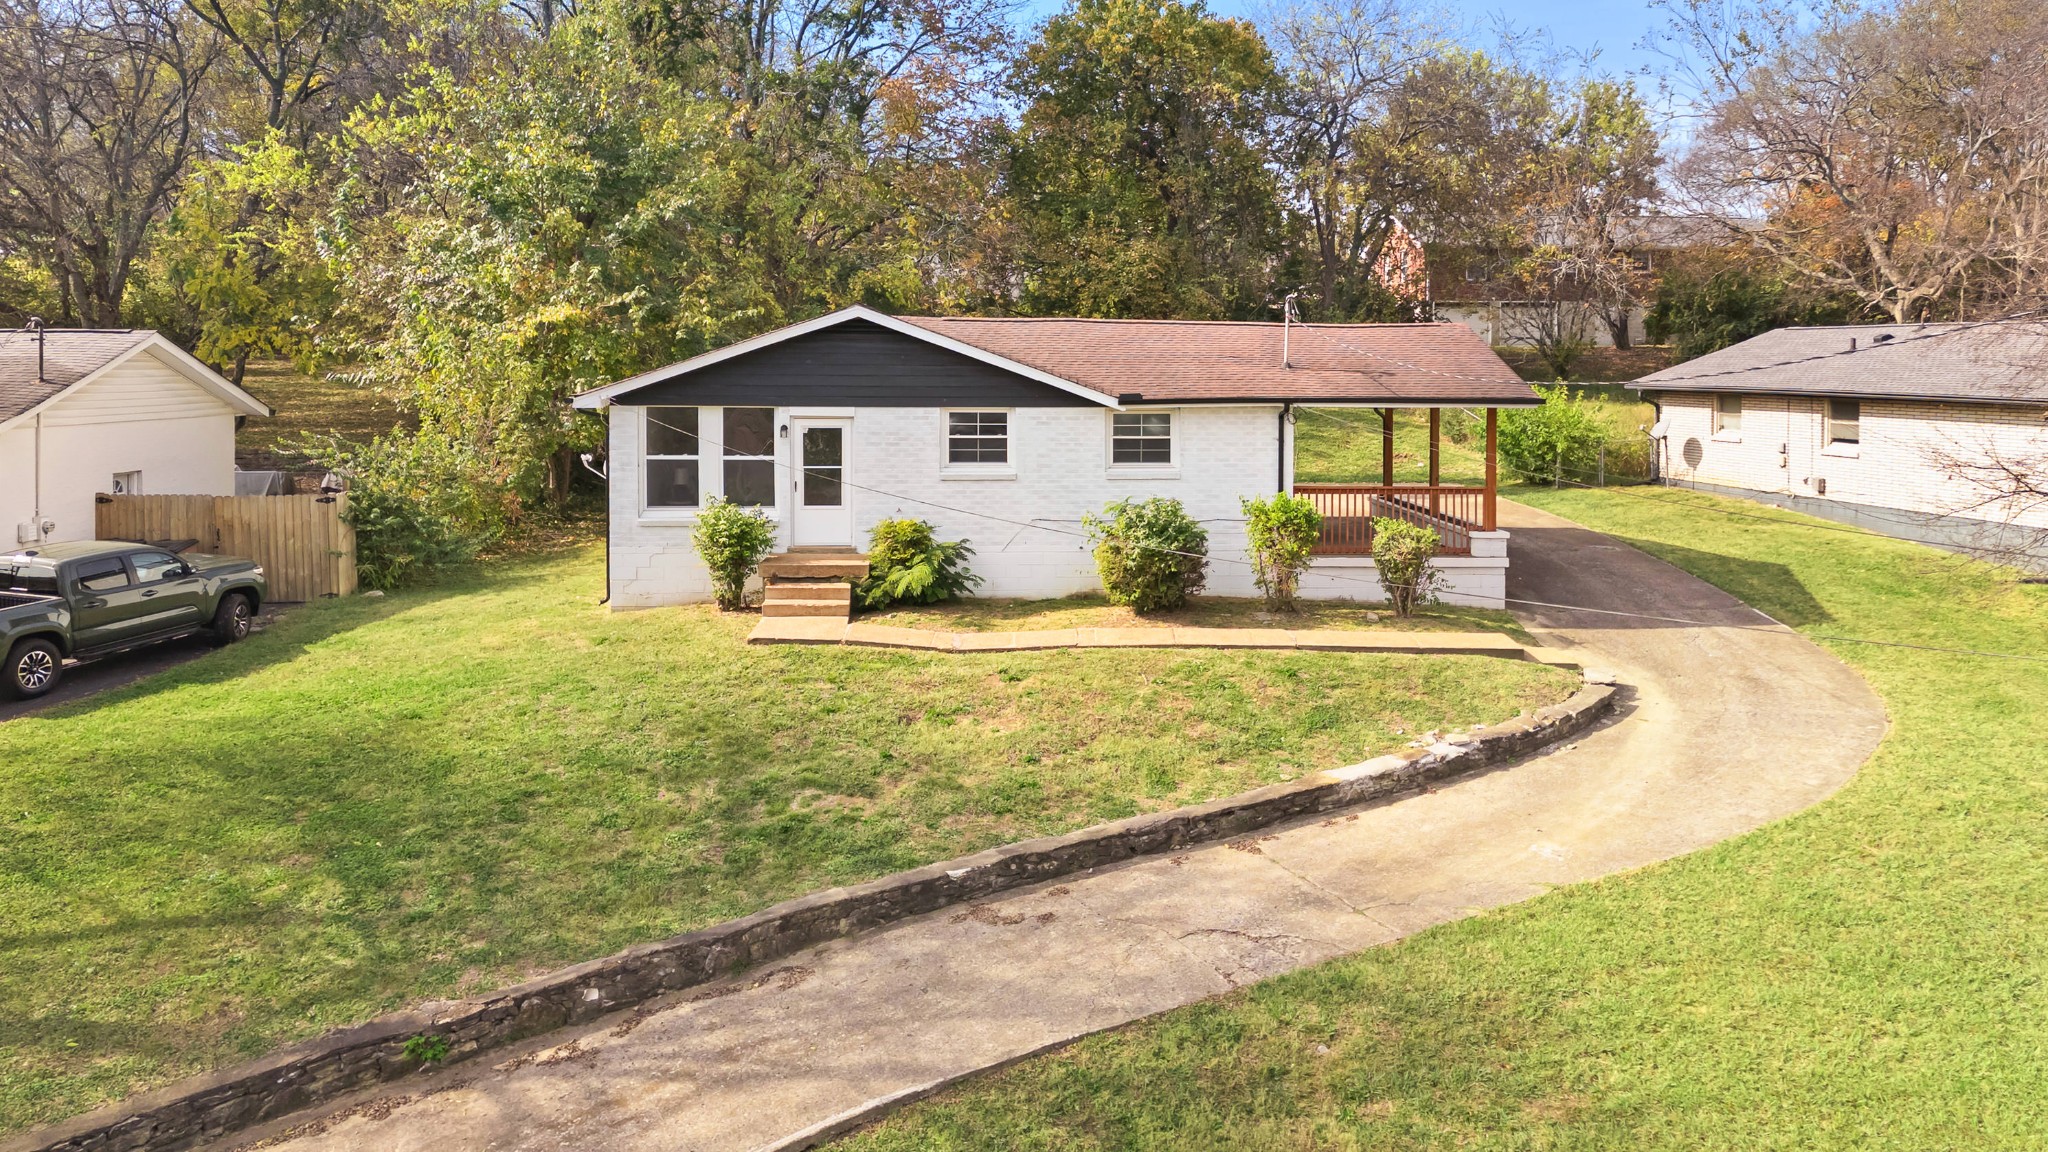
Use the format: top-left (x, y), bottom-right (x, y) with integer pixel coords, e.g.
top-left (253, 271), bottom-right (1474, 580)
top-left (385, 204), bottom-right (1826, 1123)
top-left (1292, 484), bottom-right (1489, 556)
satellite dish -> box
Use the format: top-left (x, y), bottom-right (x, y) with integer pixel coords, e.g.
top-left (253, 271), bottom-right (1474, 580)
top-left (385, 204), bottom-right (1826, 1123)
top-left (1648, 420), bottom-right (1670, 440)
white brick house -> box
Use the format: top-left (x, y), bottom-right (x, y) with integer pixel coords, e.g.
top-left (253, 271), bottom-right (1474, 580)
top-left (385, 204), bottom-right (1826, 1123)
top-left (572, 307), bottom-right (1540, 608)
top-left (1636, 323), bottom-right (2048, 564)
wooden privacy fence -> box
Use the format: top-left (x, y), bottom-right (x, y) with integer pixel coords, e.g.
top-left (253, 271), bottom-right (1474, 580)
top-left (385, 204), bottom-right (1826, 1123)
top-left (96, 493), bottom-right (358, 601)
top-left (1292, 484), bottom-right (1488, 557)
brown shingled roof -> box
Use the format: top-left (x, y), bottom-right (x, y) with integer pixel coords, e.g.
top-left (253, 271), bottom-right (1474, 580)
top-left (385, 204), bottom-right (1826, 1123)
top-left (0, 329), bottom-right (154, 422)
top-left (901, 316), bottom-right (1540, 405)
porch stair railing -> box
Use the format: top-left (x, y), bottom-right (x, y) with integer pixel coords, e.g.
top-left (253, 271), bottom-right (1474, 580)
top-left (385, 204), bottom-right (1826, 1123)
top-left (1291, 484), bottom-right (1488, 556)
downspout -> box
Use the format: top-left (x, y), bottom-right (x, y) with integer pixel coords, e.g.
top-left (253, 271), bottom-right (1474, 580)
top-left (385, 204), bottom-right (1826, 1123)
top-left (1277, 403), bottom-right (1292, 493)
top-left (600, 410), bottom-right (612, 605)
top-left (28, 317), bottom-right (45, 544)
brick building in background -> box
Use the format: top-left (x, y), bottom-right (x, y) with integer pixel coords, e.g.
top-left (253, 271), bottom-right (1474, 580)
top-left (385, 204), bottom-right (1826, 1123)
top-left (1632, 323), bottom-right (2048, 569)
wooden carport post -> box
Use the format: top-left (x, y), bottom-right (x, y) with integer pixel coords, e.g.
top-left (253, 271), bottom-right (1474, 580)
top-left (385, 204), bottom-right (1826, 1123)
top-left (1484, 407), bottom-right (1499, 531)
top-left (1380, 407), bottom-right (1395, 485)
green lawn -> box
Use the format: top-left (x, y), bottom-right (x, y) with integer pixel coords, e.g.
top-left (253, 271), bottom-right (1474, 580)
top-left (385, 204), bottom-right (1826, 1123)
top-left (0, 545), bottom-right (1576, 1134)
top-left (837, 486), bottom-right (2048, 1151)
top-left (1294, 387), bottom-right (1657, 489)
top-left (234, 360), bottom-right (409, 466)
top-left (867, 595), bottom-right (1532, 642)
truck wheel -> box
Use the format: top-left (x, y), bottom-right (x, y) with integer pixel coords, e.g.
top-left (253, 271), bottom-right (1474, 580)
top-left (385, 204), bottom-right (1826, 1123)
top-left (209, 593), bottom-right (255, 646)
top-left (4, 638), bottom-right (62, 701)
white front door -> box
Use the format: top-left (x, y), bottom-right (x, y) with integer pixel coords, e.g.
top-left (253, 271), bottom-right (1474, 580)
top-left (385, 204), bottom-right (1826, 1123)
top-left (790, 418), bottom-right (853, 547)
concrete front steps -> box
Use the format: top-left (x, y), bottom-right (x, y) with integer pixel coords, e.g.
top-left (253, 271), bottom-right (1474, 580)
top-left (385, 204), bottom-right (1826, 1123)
top-left (759, 550), bottom-right (868, 620)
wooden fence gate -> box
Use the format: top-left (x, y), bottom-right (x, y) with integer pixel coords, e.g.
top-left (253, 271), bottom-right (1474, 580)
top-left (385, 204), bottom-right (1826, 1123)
top-left (95, 493), bottom-right (358, 601)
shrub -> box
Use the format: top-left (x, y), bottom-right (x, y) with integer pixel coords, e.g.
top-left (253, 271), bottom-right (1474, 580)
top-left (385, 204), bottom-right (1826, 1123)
top-left (300, 431), bottom-right (507, 591)
top-left (1497, 384), bottom-right (1610, 486)
top-left (1241, 492), bottom-right (1323, 610)
top-left (858, 518), bottom-right (981, 609)
top-left (1085, 497), bottom-right (1208, 613)
top-left (693, 497), bottom-right (777, 610)
top-left (1371, 517), bottom-right (1444, 617)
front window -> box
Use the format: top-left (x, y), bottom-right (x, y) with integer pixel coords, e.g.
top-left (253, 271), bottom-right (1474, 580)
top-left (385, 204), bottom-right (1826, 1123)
top-left (130, 550), bottom-right (186, 584)
top-left (723, 407), bottom-right (776, 506)
top-left (1827, 399), bottom-right (1860, 445)
top-left (948, 411), bottom-right (1009, 465)
top-left (645, 406), bottom-right (700, 508)
top-left (1111, 411), bottom-right (1173, 465)
top-left (1715, 394), bottom-right (1743, 435)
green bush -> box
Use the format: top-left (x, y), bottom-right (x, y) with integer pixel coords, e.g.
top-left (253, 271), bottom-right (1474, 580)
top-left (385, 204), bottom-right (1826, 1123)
top-left (1085, 497), bottom-right (1209, 613)
top-left (1497, 385), bottom-right (1610, 486)
top-left (301, 431), bottom-right (506, 591)
top-left (1371, 517), bottom-right (1444, 617)
top-left (1241, 492), bottom-right (1323, 610)
top-left (858, 519), bottom-right (981, 609)
top-left (693, 497), bottom-right (777, 610)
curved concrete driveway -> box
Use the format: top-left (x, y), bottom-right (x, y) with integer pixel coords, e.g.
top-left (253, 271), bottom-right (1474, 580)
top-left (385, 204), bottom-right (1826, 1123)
top-left (234, 501), bottom-right (1885, 1152)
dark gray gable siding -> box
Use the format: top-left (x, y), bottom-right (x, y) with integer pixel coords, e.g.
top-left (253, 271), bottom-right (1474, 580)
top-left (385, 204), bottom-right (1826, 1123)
top-left (610, 318), bottom-right (1101, 407)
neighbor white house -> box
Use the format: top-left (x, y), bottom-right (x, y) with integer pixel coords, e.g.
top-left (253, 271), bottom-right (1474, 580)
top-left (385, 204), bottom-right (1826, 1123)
top-left (0, 328), bottom-right (271, 546)
top-left (1635, 322), bottom-right (2048, 565)
top-left (572, 306), bottom-right (1541, 609)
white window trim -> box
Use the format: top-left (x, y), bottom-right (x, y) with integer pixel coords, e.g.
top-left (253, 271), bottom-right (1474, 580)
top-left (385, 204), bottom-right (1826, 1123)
top-left (719, 404), bottom-right (780, 512)
top-left (941, 407), bottom-right (1018, 480)
top-left (1106, 407), bottom-right (1181, 479)
top-left (637, 405), bottom-right (787, 525)
top-left (640, 406), bottom-right (704, 520)
top-left (1712, 394), bottom-right (1743, 442)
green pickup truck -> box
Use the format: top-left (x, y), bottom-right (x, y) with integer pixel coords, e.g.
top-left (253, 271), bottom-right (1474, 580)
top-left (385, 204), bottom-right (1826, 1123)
top-left (0, 540), bottom-right (268, 700)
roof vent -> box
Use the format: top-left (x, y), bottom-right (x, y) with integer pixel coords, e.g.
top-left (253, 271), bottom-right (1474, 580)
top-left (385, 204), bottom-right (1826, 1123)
top-left (1873, 333), bottom-right (1895, 343)
top-left (1849, 337), bottom-right (1857, 351)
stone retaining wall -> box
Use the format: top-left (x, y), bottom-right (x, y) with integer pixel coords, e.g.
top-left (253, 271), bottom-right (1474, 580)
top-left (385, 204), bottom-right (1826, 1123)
top-left (6, 681), bottom-right (1618, 1152)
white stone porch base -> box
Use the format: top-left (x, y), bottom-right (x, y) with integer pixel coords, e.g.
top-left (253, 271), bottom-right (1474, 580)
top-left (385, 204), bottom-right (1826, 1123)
top-left (1297, 530), bottom-right (1511, 610)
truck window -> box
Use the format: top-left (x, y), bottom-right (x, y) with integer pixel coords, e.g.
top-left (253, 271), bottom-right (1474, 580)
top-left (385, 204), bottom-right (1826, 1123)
top-left (130, 551), bottom-right (186, 584)
top-left (75, 558), bottom-right (131, 592)
top-left (1, 564), bottom-right (59, 596)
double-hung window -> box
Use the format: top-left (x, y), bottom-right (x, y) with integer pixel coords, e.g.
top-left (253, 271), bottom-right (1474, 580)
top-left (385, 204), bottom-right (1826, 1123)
top-left (1827, 399), bottom-right (1860, 446)
top-left (947, 411), bottom-right (1009, 466)
top-left (723, 407), bottom-right (776, 506)
top-left (1714, 394), bottom-right (1743, 436)
top-left (645, 407), bottom-right (701, 509)
top-left (1111, 411), bottom-right (1174, 467)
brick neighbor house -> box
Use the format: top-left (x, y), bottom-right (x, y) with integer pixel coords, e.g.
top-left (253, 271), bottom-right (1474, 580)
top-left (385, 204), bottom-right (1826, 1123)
top-left (1633, 322), bottom-right (2048, 567)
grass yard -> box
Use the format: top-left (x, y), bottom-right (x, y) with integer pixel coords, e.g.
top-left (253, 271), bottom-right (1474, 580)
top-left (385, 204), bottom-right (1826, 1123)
top-left (866, 595), bottom-right (1533, 642)
top-left (0, 544), bottom-right (1577, 1135)
top-left (837, 485), bottom-right (2048, 1151)
top-left (233, 360), bottom-right (409, 465)
top-left (1293, 385), bottom-right (1657, 489)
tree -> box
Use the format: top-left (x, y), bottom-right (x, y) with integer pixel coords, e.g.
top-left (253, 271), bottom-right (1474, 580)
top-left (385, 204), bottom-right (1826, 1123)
top-left (1000, 0), bottom-right (1282, 319)
top-left (0, 0), bottom-right (218, 325)
top-left (1669, 0), bottom-right (2048, 323)
top-left (1521, 78), bottom-right (1662, 348)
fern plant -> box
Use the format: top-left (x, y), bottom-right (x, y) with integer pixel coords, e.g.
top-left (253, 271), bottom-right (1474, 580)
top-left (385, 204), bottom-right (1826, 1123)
top-left (858, 519), bottom-right (981, 609)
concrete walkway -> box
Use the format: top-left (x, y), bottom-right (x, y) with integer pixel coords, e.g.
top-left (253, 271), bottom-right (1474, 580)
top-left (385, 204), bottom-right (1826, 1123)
top-left (235, 501), bottom-right (1886, 1152)
top-left (749, 614), bottom-right (1586, 666)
